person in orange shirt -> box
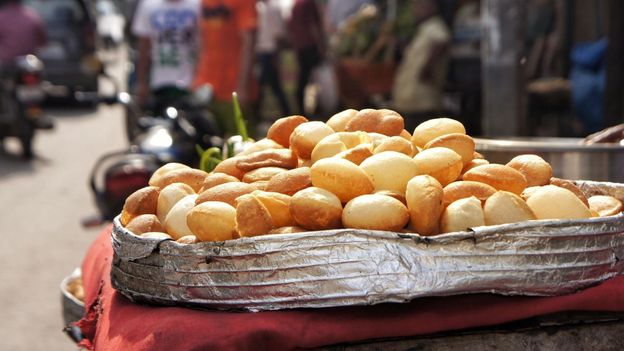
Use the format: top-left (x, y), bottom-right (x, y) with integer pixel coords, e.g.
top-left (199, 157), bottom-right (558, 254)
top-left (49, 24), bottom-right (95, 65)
top-left (194, 0), bottom-right (257, 136)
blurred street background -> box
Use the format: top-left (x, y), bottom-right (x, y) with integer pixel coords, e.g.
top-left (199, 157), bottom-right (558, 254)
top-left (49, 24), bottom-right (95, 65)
top-left (0, 0), bottom-right (623, 349)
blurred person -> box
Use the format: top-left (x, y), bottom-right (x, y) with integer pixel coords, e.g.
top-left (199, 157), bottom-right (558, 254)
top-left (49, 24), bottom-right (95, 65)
top-left (0, 0), bottom-right (46, 65)
top-left (392, 0), bottom-right (450, 132)
top-left (256, 0), bottom-right (290, 117)
top-left (132, 0), bottom-right (201, 108)
top-left (0, 0), bottom-right (50, 129)
top-left (193, 0), bottom-right (257, 136)
top-left (450, 0), bottom-right (481, 135)
top-left (289, 0), bottom-right (324, 115)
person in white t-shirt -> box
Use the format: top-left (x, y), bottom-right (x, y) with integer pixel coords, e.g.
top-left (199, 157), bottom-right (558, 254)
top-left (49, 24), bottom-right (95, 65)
top-left (256, 0), bottom-right (290, 117)
top-left (131, 0), bottom-right (200, 106)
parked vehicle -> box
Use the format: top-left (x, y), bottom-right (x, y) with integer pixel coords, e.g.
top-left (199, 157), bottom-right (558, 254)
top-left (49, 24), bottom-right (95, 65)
top-left (0, 55), bottom-right (53, 158)
top-left (24, 0), bottom-right (100, 100)
top-left (82, 79), bottom-right (222, 225)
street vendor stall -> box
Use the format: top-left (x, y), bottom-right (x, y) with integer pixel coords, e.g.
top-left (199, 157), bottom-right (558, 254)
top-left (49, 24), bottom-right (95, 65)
top-left (63, 111), bottom-right (624, 350)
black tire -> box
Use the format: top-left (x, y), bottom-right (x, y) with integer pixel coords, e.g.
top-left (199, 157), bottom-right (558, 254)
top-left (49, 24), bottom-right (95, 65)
top-left (19, 123), bottom-right (34, 159)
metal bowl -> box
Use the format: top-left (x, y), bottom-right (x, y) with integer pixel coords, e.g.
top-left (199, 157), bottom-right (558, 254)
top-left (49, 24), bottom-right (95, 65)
top-left (475, 137), bottom-right (624, 183)
top-left (60, 268), bottom-right (84, 343)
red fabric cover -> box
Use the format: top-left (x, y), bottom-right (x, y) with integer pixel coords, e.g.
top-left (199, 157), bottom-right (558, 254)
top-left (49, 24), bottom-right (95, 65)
top-left (78, 226), bottom-right (624, 351)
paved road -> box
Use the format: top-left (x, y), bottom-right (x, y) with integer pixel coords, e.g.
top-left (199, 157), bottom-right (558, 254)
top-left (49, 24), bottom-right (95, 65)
top-left (0, 62), bottom-right (127, 349)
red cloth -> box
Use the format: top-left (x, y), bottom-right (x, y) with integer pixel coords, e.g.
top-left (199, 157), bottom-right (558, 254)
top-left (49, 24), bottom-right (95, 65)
top-left (78, 226), bottom-right (624, 351)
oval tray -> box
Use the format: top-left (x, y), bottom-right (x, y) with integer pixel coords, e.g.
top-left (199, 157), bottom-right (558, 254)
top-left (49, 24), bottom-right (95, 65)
top-left (110, 181), bottom-right (624, 311)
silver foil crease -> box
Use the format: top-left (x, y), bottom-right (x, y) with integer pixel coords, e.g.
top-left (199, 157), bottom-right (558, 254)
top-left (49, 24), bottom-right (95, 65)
top-left (110, 181), bottom-right (624, 311)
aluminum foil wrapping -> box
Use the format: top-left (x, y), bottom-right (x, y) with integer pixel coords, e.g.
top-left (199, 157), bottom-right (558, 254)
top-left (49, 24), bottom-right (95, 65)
top-left (110, 181), bottom-right (624, 311)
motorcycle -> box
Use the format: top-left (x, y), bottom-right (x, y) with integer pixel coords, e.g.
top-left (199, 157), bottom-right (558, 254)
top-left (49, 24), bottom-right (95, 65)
top-left (0, 55), bottom-right (53, 158)
top-left (82, 79), bottom-right (223, 226)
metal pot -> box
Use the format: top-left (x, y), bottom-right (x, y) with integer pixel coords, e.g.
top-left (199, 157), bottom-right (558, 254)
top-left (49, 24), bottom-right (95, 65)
top-left (475, 137), bottom-right (624, 183)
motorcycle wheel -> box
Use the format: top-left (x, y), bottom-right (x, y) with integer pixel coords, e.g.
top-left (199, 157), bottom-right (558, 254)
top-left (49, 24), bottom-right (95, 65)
top-left (17, 112), bottom-right (34, 159)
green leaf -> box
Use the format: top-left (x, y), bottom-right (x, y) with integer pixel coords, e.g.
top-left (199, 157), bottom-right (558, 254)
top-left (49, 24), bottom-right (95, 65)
top-left (232, 92), bottom-right (250, 141)
top-left (195, 144), bottom-right (205, 158)
top-left (198, 147), bottom-right (223, 173)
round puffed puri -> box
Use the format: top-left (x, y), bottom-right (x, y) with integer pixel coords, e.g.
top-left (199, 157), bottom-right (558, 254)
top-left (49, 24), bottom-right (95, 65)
top-left (235, 194), bottom-right (274, 237)
top-left (289, 121), bottom-right (335, 160)
top-left (483, 191), bottom-right (536, 226)
top-left (126, 214), bottom-right (164, 235)
top-left (195, 182), bottom-right (256, 207)
top-left (440, 196), bottom-right (485, 234)
top-left (326, 109), bottom-right (358, 132)
top-left (336, 143), bottom-right (374, 165)
top-left (424, 133), bottom-right (475, 165)
top-left (360, 151), bottom-right (419, 193)
top-left (148, 162), bottom-right (190, 187)
top-left (267, 115), bottom-right (308, 147)
top-left (242, 167), bottom-right (287, 183)
top-left (406, 175), bottom-right (444, 236)
top-left (462, 164), bottom-right (528, 195)
top-left (121, 186), bottom-right (160, 226)
top-left (588, 195), bottom-right (623, 217)
top-left (149, 168), bottom-right (209, 192)
top-left (252, 191), bottom-right (295, 228)
top-left (412, 118), bottom-right (466, 148)
top-left (461, 158), bottom-right (489, 177)
top-left (200, 173), bottom-right (239, 192)
top-left (236, 149), bottom-right (299, 172)
top-left (213, 157), bottom-right (246, 180)
top-left (342, 194), bottom-right (409, 231)
top-left (344, 109), bottom-right (404, 136)
top-left (265, 167), bottom-right (312, 195)
top-left (290, 187), bottom-right (343, 230)
top-left (506, 154), bottom-right (552, 187)
top-left (238, 138), bottom-right (284, 156)
top-left (311, 158), bottom-right (374, 203)
top-left (443, 181), bottom-right (497, 207)
top-left (549, 177), bottom-right (589, 207)
top-left (374, 136), bottom-right (414, 156)
top-left (525, 185), bottom-right (592, 220)
top-left (164, 194), bottom-right (199, 240)
top-left (157, 183), bottom-right (196, 222)
top-left (412, 147), bottom-right (463, 186)
top-left (187, 201), bottom-right (237, 242)
top-left (311, 131), bottom-right (370, 163)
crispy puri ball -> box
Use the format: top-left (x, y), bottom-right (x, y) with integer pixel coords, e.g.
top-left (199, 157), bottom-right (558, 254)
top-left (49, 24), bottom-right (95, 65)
top-left (412, 147), bottom-right (463, 187)
top-left (443, 181), bottom-right (497, 207)
top-left (326, 109), bottom-right (358, 132)
top-left (526, 185), bottom-right (592, 220)
top-left (406, 175), bottom-right (444, 236)
top-left (462, 164), bottom-right (528, 195)
top-left (344, 109), bottom-right (404, 136)
top-left (588, 195), bottom-right (623, 217)
top-left (265, 167), bottom-right (312, 196)
top-left (290, 187), bottom-right (343, 230)
top-left (289, 121), bottom-right (335, 160)
top-left (483, 191), bottom-right (536, 225)
top-left (342, 194), bottom-right (409, 232)
top-left (412, 118), bottom-right (466, 148)
top-left (267, 115), bottom-right (308, 147)
top-left (121, 186), bottom-right (160, 226)
top-left (506, 154), bottom-right (552, 187)
top-left (187, 201), bottom-right (237, 242)
top-left (440, 196), bottom-right (485, 234)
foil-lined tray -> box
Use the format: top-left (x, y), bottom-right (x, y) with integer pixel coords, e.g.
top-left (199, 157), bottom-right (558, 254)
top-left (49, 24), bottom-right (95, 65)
top-left (110, 181), bottom-right (624, 311)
